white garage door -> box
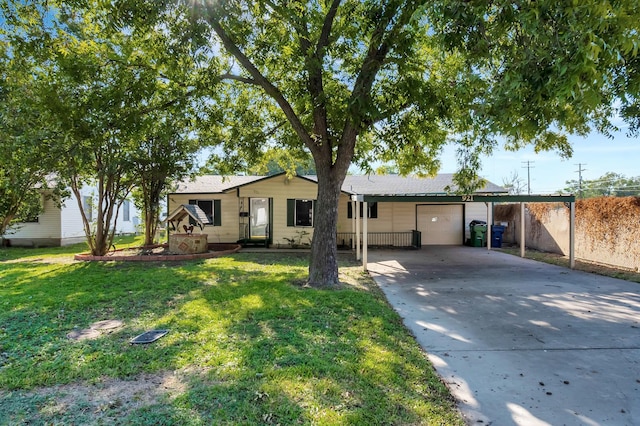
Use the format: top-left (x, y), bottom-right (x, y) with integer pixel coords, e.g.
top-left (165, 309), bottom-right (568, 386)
top-left (417, 205), bottom-right (464, 245)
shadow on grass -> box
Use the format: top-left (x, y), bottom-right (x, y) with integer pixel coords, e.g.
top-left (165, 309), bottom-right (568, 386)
top-left (1, 252), bottom-right (461, 425)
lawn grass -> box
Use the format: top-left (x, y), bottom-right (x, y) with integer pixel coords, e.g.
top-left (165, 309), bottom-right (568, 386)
top-left (0, 242), bottom-right (463, 425)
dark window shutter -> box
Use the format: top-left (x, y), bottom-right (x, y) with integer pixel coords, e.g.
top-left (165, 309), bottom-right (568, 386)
top-left (347, 202), bottom-right (353, 219)
top-left (213, 199), bottom-right (222, 226)
top-left (287, 199), bottom-right (295, 226)
top-left (369, 202), bottom-right (378, 219)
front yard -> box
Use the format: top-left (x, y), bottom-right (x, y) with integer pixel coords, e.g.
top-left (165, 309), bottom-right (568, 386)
top-left (0, 239), bottom-right (463, 425)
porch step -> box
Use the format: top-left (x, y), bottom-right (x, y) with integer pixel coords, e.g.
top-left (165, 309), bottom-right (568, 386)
top-left (237, 238), bottom-right (269, 248)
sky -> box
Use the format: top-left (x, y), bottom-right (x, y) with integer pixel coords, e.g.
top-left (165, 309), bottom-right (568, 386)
top-left (437, 127), bottom-right (640, 195)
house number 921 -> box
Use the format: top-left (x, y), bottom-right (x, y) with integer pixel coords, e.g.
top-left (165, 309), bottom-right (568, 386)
top-left (461, 195), bottom-right (474, 202)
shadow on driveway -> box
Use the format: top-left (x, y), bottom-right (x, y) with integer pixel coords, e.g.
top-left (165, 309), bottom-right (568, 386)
top-left (368, 246), bottom-right (640, 426)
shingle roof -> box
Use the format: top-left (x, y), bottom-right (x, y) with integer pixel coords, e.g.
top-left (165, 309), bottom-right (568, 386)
top-left (172, 173), bottom-right (506, 195)
top-left (166, 204), bottom-right (211, 228)
top-left (172, 175), bottom-right (265, 193)
top-left (340, 174), bottom-right (506, 195)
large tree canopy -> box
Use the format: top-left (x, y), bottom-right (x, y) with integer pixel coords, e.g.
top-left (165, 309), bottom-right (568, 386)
top-left (4, 1), bottom-right (639, 285)
top-left (2, 0), bottom-right (212, 254)
top-left (181, 0), bottom-right (639, 286)
top-left (0, 32), bottom-right (66, 238)
top-left (565, 172), bottom-right (640, 198)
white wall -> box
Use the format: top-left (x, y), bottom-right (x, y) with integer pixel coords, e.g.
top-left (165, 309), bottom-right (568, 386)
top-left (4, 194), bottom-right (62, 245)
top-left (5, 186), bottom-right (140, 247)
top-left (60, 188), bottom-right (140, 244)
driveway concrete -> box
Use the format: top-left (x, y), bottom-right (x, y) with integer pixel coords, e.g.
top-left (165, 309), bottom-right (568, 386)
top-left (367, 247), bottom-right (640, 426)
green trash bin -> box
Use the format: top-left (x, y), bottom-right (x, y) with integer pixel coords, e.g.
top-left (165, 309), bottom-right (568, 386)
top-left (470, 224), bottom-right (487, 247)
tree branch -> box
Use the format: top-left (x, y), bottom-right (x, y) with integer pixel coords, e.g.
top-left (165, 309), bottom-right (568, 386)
top-left (220, 73), bottom-right (258, 85)
top-left (201, 5), bottom-right (315, 152)
top-left (316, 0), bottom-right (341, 57)
top-left (336, 4), bottom-right (417, 175)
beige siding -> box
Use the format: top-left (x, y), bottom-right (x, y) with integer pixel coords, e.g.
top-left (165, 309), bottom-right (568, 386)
top-left (389, 203), bottom-right (417, 232)
top-left (168, 192), bottom-right (239, 243)
top-left (167, 175), bottom-right (500, 248)
top-left (337, 201), bottom-right (417, 234)
top-left (465, 202), bottom-right (489, 240)
top-left (465, 202), bottom-right (488, 224)
top-left (238, 176), bottom-right (318, 246)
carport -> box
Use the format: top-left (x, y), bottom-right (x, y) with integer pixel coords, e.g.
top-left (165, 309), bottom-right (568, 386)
top-left (351, 193), bottom-right (576, 270)
top-left (367, 246), bottom-right (640, 425)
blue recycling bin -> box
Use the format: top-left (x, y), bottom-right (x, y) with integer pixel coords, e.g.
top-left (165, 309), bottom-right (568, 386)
top-left (491, 225), bottom-right (505, 248)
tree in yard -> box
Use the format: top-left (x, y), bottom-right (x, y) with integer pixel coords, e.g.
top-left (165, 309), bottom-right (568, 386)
top-left (0, 37), bottom-right (65, 238)
top-left (8, 1), bottom-right (638, 285)
top-left (501, 171), bottom-right (526, 196)
top-left (3, 1), bottom-right (211, 254)
top-left (180, 1), bottom-right (639, 287)
top-left (244, 148), bottom-right (317, 177)
top-left (130, 112), bottom-right (201, 246)
top-left (564, 172), bottom-right (640, 198)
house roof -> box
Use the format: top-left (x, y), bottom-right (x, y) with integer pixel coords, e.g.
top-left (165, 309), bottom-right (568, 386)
top-left (339, 174), bottom-right (506, 195)
top-left (172, 173), bottom-right (507, 196)
top-left (172, 175), bottom-right (265, 193)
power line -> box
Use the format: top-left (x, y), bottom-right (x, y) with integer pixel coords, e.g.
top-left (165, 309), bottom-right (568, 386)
top-left (575, 163), bottom-right (587, 198)
top-left (521, 161), bottom-right (535, 194)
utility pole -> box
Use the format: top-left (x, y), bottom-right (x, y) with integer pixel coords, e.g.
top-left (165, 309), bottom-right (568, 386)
top-left (522, 161), bottom-right (535, 194)
top-left (575, 163), bottom-right (587, 198)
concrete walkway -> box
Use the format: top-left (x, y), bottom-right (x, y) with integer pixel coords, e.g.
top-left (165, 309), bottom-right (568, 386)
top-left (367, 247), bottom-right (640, 426)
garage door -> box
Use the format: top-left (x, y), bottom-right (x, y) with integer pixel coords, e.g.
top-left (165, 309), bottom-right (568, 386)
top-left (417, 205), bottom-right (463, 245)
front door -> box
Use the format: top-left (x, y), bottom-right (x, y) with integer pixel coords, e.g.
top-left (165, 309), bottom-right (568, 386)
top-left (250, 198), bottom-right (269, 240)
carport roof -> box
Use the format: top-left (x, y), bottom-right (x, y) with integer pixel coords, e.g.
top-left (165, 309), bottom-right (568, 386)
top-left (339, 173), bottom-right (506, 195)
top-left (359, 193), bottom-right (575, 203)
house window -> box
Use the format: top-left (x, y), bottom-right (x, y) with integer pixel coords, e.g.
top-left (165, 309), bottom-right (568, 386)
top-left (188, 199), bottom-right (222, 226)
top-left (287, 199), bottom-right (314, 227)
top-left (123, 200), bottom-right (130, 222)
top-left (348, 202), bottom-right (378, 219)
top-left (83, 196), bottom-right (93, 222)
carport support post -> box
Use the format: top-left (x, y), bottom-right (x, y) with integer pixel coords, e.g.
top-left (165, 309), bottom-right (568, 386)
top-left (355, 201), bottom-right (361, 261)
top-left (520, 202), bottom-right (526, 258)
top-left (351, 199), bottom-right (357, 250)
top-left (570, 201), bottom-right (575, 269)
top-left (363, 202), bottom-right (368, 271)
top-left (486, 202), bottom-right (492, 250)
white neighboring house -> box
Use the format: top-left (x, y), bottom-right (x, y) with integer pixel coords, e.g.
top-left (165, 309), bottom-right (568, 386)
top-left (3, 186), bottom-right (141, 247)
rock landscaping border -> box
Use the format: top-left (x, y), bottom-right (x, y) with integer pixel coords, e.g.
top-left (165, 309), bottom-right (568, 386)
top-left (74, 243), bottom-right (241, 262)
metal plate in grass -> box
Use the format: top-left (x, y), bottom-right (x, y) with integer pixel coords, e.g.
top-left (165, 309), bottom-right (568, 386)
top-left (130, 329), bottom-right (169, 344)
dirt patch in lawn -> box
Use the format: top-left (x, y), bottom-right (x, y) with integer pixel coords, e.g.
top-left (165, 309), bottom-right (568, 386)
top-left (2, 368), bottom-right (216, 424)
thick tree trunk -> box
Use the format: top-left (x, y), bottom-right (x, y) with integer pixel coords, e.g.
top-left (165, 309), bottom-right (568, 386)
top-left (307, 167), bottom-right (346, 287)
top-left (143, 201), bottom-right (160, 246)
top-left (0, 214), bottom-right (15, 237)
top-left (144, 210), bottom-right (155, 246)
